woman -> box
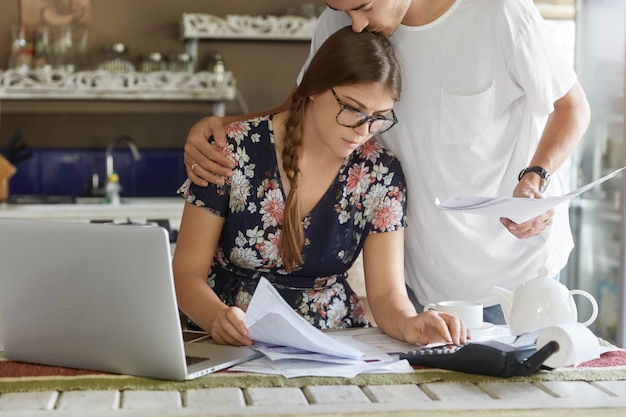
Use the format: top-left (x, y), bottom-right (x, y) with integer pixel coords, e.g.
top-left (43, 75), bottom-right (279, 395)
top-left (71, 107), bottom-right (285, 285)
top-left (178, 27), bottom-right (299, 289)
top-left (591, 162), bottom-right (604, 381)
top-left (173, 27), bottom-right (467, 347)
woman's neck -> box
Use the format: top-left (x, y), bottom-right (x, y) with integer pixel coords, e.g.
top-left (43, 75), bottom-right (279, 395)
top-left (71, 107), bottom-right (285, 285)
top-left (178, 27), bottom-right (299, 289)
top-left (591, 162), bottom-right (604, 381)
top-left (273, 111), bottom-right (346, 216)
top-left (273, 111), bottom-right (344, 168)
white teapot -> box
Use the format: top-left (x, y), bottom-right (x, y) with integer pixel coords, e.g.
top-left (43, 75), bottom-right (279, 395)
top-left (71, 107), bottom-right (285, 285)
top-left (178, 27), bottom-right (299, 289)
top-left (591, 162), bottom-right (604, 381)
top-left (490, 267), bottom-right (598, 336)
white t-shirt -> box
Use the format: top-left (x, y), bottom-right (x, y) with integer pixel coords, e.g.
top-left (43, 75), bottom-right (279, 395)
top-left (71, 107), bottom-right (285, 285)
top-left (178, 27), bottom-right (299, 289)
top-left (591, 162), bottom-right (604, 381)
top-left (299, 0), bottom-right (577, 306)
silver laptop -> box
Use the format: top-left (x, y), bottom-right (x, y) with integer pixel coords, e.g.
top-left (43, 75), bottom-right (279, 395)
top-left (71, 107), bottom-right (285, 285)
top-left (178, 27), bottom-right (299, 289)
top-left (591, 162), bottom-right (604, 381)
top-left (0, 218), bottom-right (260, 381)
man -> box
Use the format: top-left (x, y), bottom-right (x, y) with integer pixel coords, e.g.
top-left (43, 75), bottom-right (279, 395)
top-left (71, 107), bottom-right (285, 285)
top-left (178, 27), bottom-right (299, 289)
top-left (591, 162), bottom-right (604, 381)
top-left (183, 0), bottom-right (590, 324)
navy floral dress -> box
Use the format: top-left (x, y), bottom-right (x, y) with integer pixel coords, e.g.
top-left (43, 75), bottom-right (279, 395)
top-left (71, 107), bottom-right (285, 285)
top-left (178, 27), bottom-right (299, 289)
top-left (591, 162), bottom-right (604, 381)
top-left (178, 114), bottom-right (407, 329)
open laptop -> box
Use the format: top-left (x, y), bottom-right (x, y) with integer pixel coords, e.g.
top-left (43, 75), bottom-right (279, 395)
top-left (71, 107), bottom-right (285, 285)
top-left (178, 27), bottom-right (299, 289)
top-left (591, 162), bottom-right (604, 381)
top-left (0, 218), bottom-right (260, 381)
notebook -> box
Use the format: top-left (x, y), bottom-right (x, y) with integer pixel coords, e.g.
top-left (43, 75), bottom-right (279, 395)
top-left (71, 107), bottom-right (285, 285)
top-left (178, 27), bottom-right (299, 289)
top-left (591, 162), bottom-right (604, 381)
top-left (0, 218), bottom-right (260, 381)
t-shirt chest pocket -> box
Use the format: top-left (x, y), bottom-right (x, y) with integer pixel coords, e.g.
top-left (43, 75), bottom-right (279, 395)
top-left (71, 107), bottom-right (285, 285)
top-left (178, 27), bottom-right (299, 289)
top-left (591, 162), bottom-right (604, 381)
top-left (439, 81), bottom-right (496, 145)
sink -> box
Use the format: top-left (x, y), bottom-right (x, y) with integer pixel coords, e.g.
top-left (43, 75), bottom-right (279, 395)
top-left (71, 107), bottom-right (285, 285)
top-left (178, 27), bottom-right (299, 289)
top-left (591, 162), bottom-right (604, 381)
top-left (1, 196), bottom-right (184, 241)
top-left (73, 197), bottom-right (106, 204)
top-left (7, 194), bottom-right (75, 204)
top-left (1, 196), bottom-right (184, 228)
top-left (74, 197), bottom-right (181, 206)
top-left (7, 195), bottom-right (181, 206)
top-left (74, 197), bottom-right (165, 205)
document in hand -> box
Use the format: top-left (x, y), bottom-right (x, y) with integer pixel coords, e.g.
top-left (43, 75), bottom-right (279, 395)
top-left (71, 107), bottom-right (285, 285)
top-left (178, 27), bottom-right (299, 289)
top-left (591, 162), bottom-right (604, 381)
top-left (435, 166), bottom-right (626, 223)
top-left (243, 277), bottom-right (365, 359)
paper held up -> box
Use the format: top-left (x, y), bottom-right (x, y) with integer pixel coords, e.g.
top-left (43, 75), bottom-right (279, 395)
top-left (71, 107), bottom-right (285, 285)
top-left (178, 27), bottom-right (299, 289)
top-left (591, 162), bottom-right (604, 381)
top-left (435, 166), bottom-right (626, 224)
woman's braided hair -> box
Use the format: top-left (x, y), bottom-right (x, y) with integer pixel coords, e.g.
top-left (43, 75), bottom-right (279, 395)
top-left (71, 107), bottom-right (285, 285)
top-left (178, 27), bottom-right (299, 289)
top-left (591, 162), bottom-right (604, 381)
top-left (279, 26), bottom-right (401, 272)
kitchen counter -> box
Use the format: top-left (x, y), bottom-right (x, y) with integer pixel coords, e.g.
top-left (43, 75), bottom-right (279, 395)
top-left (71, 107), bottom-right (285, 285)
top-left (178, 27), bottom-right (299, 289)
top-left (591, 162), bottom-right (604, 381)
top-left (0, 197), bottom-right (184, 229)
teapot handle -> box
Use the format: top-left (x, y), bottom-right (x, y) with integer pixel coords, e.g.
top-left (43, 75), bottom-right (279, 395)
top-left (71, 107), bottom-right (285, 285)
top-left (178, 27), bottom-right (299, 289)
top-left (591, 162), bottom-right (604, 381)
top-left (569, 289), bottom-right (599, 327)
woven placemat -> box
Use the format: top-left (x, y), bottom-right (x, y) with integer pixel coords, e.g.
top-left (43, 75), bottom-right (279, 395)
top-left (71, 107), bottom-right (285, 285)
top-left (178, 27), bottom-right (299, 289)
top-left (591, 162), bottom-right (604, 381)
top-left (2, 350), bottom-right (626, 393)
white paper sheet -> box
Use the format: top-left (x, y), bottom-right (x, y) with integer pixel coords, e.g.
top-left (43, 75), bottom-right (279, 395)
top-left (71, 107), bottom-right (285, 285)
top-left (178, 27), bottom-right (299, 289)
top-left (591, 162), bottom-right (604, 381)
top-left (435, 166), bottom-right (626, 223)
top-left (251, 336), bottom-right (392, 364)
top-left (239, 292), bottom-right (414, 378)
top-left (230, 355), bottom-right (414, 378)
top-left (243, 277), bottom-right (365, 359)
top-left (231, 326), bottom-right (531, 378)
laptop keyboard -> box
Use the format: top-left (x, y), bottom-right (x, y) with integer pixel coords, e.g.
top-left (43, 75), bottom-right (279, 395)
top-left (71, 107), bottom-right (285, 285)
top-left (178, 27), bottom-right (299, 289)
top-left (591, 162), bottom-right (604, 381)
top-left (185, 356), bottom-right (209, 366)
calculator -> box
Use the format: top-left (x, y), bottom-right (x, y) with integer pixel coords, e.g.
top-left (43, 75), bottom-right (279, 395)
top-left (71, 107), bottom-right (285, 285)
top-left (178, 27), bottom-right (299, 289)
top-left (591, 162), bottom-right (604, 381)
top-left (399, 340), bottom-right (558, 378)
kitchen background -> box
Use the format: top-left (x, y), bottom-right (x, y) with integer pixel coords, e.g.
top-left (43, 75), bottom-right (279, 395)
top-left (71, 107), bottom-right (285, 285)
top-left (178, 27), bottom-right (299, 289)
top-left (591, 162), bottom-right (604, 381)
top-left (0, 0), bottom-right (325, 198)
top-left (0, 1), bottom-right (625, 346)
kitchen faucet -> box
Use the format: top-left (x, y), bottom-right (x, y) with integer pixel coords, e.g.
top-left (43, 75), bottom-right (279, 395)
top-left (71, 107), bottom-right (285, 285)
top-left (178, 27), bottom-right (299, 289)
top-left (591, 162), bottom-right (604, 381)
top-left (106, 134), bottom-right (142, 179)
top-left (97, 134), bottom-right (141, 203)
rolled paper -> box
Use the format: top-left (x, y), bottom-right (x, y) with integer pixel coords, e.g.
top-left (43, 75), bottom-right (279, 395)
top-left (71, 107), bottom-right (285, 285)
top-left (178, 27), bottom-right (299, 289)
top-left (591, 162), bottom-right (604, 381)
top-left (536, 322), bottom-right (601, 368)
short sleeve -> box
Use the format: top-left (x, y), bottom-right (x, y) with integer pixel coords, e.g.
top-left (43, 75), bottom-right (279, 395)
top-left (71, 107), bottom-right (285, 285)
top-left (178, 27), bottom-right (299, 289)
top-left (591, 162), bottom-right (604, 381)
top-left (177, 177), bottom-right (229, 217)
top-left (343, 140), bottom-right (408, 235)
top-left (505, 3), bottom-right (577, 116)
top-left (368, 152), bottom-right (408, 233)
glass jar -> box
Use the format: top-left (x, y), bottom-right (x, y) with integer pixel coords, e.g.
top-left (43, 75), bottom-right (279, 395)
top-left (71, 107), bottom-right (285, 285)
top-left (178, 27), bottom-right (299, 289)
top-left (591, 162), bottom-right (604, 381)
top-left (140, 52), bottom-right (167, 72)
top-left (168, 52), bottom-right (194, 73)
top-left (98, 43), bottom-right (134, 72)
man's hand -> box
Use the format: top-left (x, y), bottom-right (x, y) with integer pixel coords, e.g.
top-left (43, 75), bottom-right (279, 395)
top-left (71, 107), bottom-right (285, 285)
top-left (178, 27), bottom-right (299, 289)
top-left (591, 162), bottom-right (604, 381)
top-left (184, 87), bottom-right (294, 186)
top-left (184, 116), bottom-right (236, 186)
top-left (500, 176), bottom-right (554, 239)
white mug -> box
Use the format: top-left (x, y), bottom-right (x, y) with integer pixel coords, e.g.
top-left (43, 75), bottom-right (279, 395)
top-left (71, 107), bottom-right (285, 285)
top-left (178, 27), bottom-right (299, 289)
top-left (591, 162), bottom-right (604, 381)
top-left (423, 300), bottom-right (483, 329)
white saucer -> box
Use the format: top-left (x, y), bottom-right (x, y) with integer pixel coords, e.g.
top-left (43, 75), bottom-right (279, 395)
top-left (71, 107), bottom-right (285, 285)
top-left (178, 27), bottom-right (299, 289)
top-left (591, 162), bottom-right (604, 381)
top-left (471, 322), bottom-right (495, 331)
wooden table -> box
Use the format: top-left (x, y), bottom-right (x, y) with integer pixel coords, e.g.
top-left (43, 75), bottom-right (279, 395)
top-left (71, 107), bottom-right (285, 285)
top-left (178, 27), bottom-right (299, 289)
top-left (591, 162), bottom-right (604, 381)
top-left (2, 329), bottom-right (625, 416)
top-left (1, 379), bottom-right (625, 416)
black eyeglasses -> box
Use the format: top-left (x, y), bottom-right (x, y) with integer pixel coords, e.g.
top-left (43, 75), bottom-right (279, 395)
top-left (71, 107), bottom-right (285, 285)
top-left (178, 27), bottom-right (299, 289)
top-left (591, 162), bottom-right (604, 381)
top-left (330, 87), bottom-right (398, 134)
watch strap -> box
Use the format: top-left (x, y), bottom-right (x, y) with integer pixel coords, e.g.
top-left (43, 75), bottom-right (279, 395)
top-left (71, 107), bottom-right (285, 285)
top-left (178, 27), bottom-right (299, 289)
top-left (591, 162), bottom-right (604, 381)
top-left (518, 166), bottom-right (551, 192)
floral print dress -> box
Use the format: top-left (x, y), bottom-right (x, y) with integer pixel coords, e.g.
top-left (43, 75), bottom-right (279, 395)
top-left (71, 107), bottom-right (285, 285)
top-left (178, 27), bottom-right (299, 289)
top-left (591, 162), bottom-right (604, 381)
top-left (178, 114), bottom-right (407, 329)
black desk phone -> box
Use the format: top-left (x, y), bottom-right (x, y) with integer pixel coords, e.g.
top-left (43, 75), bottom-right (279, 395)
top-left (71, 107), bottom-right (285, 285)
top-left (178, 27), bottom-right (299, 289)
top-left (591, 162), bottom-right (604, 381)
top-left (399, 340), bottom-right (559, 378)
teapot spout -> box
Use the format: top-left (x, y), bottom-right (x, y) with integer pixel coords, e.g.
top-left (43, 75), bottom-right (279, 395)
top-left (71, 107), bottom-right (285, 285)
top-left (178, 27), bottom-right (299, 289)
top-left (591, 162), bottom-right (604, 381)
top-left (490, 286), bottom-right (513, 324)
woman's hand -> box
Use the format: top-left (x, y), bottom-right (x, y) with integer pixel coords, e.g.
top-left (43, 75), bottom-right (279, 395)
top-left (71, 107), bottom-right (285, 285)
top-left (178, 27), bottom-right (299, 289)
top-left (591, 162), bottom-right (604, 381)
top-left (401, 310), bottom-right (469, 346)
top-left (210, 306), bottom-right (253, 346)
top-left (184, 116), bottom-right (236, 186)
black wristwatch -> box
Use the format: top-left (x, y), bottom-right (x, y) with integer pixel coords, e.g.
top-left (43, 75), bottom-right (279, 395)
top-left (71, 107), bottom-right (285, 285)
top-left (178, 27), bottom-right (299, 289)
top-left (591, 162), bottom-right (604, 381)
top-left (518, 166), bottom-right (551, 192)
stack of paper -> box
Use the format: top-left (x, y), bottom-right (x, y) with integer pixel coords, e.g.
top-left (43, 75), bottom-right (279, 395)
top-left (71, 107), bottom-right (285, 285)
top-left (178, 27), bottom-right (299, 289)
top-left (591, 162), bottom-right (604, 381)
top-left (233, 277), bottom-right (414, 378)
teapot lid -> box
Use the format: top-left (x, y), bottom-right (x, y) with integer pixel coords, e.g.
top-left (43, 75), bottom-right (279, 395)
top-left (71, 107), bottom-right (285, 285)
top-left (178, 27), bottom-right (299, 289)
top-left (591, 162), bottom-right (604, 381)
top-left (524, 266), bottom-right (558, 287)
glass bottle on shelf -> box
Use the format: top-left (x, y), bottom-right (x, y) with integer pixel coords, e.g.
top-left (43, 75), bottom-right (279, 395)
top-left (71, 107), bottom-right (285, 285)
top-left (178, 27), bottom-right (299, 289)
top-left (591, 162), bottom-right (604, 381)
top-left (33, 25), bottom-right (52, 71)
top-left (8, 25), bottom-right (33, 73)
top-left (208, 52), bottom-right (225, 85)
top-left (72, 26), bottom-right (89, 71)
top-left (52, 25), bottom-right (77, 73)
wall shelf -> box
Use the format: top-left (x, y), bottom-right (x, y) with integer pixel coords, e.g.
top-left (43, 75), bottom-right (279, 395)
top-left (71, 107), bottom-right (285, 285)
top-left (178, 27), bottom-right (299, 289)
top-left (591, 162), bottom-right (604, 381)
top-left (180, 13), bottom-right (316, 41)
top-left (0, 69), bottom-right (236, 101)
top-left (0, 69), bottom-right (236, 116)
